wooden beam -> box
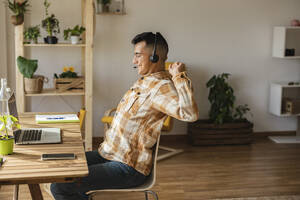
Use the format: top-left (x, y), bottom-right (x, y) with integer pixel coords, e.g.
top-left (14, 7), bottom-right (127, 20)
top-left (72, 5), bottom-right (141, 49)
top-left (81, 0), bottom-right (86, 107)
top-left (84, 0), bottom-right (94, 151)
top-left (15, 24), bottom-right (25, 113)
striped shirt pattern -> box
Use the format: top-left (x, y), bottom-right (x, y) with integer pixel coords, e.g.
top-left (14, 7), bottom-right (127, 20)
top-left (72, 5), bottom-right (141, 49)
top-left (98, 71), bottom-right (199, 175)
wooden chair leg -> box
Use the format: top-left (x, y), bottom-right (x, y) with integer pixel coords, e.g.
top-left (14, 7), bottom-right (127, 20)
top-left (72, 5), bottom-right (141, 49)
top-left (13, 184), bottom-right (19, 200)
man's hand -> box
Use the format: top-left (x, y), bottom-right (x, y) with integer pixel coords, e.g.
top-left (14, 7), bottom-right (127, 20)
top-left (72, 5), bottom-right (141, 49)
top-left (168, 62), bottom-right (186, 78)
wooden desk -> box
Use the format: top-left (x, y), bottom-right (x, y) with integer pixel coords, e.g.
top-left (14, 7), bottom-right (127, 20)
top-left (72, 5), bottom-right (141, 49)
top-left (0, 113), bottom-right (89, 200)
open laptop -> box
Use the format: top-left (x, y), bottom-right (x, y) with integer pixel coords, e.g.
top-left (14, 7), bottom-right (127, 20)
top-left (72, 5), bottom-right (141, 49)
top-left (8, 92), bottom-right (62, 145)
top-left (13, 128), bottom-right (61, 145)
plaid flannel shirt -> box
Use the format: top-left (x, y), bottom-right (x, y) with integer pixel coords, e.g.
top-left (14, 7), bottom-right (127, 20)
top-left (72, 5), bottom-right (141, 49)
top-left (98, 71), bottom-right (199, 175)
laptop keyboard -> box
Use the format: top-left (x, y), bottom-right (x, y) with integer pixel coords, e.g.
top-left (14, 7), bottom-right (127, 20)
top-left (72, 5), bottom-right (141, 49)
top-left (22, 130), bottom-right (42, 141)
top-left (15, 129), bottom-right (43, 142)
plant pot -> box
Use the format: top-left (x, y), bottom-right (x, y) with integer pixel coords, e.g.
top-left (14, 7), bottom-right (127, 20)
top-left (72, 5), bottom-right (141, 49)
top-left (24, 75), bottom-right (47, 94)
top-left (0, 136), bottom-right (14, 155)
top-left (11, 14), bottom-right (24, 25)
top-left (54, 76), bottom-right (84, 92)
top-left (44, 36), bottom-right (58, 44)
top-left (187, 119), bottom-right (253, 145)
top-left (70, 36), bottom-right (80, 44)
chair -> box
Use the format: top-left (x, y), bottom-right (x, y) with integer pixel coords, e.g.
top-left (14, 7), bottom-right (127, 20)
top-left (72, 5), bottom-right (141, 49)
top-left (87, 135), bottom-right (161, 200)
top-left (79, 108), bottom-right (86, 131)
top-left (78, 108), bottom-right (86, 140)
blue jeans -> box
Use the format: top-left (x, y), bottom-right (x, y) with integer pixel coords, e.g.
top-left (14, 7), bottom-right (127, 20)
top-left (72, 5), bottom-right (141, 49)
top-left (50, 150), bottom-right (147, 200)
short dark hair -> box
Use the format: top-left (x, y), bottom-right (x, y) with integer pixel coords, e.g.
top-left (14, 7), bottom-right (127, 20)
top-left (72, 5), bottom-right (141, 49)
top-left (131, 32), bottom-right (169, 56)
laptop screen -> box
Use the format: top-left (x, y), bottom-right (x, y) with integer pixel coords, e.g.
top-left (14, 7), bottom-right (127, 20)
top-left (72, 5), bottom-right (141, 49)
top-left (8, 92), bottom-right (18, 119)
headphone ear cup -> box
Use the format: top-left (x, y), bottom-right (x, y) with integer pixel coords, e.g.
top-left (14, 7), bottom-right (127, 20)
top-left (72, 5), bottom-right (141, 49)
top-left (150, 54), bottom-right (159, 63)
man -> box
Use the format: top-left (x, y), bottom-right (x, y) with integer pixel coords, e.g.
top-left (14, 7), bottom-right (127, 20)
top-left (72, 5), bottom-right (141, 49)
top-left (51, 32), bottom-right (198, 200)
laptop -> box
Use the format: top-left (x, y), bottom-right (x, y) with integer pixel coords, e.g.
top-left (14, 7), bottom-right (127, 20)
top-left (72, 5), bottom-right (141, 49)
top-left (8, 92), bottom-right (62, 145)
top-left (13, 128), bottom-right (61, 145)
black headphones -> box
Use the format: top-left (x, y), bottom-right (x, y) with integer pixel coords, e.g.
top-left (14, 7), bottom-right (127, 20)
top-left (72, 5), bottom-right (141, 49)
top-left (150, 32), bottom-right (159, 63)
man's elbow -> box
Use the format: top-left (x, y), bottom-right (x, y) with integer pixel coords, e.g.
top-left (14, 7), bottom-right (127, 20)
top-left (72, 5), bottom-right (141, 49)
top-left (181, 111), bottom-right (199, 122)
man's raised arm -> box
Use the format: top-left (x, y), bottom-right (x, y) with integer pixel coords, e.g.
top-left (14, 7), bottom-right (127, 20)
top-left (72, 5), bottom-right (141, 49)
top-left (151, 62), bottom-right (199, 122)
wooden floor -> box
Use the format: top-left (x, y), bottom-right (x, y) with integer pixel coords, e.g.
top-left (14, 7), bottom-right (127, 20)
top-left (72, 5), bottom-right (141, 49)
top-left (1, 137), bottom-right (300, 200)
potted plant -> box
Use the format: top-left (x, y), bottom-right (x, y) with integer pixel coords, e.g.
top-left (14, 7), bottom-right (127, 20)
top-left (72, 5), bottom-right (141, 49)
top-left (96, 0), bottom-right (111, 13)
top-left (5, 0), bottom-right (30, 25)
top-left (63, 25), bottom-right (86, 44)
top-left (41, 0), bottom-right (60, 44)
top-left (188, 73), bottom-right (253, 145)
top-left (17, 56), bottom-right (47, 94)
top-left (0, 78), bottom-right (20, 155)
top-left (24, 25), bottom-right (41, 44)
top-left (0, 114), bottom-right (20, 155)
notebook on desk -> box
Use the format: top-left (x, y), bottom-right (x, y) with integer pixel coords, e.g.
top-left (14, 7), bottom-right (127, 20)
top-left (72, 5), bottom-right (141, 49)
top-left (35, 114), bottom-right (80, 124)
top-left (13, 128), bottom-right (61, 145)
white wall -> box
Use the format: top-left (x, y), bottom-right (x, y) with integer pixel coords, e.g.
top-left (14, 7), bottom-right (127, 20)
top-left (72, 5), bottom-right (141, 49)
top-left (5, 0), bottom-right (300, 136)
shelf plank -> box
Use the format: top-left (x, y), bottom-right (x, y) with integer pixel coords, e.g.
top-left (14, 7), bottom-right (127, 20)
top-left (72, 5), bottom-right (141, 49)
top-left (25, 89), bottom-right (85, 96)
top-left (273, 56), bottom-right (300, 59)
top-left (21, 111), bottom-right (77, 115)
top-left (272, 82), bottom-right (300, 88)
top-left (24, 43), bottom-right (86, 47)
top-left (282, 56), bottom-right (300, 59)
top-left (96, 12), bottom-right (125, 15)
top-left (276, 113), bottom-right (300, 117)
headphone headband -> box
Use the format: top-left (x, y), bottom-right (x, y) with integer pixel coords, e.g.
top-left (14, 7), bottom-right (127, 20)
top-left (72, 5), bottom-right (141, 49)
top-left (150, 32), bottom-right (159, 63)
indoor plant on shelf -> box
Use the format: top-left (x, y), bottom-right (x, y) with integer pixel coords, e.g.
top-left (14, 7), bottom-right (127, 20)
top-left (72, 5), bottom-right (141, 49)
top-left (41, 0), bottom-right (60, 44)
top-left (17, 56), bottom-right (47, 94)
top-left (188, 73), bottom-right (253, 145)
top-left (63, 25), bottom-right (86, 44)
top-left (0, 78), bottom-right (20, 155)
top-left (5, 0), bottom-right (30, 25)
top-left (24, 25), bottom-right (41, 44)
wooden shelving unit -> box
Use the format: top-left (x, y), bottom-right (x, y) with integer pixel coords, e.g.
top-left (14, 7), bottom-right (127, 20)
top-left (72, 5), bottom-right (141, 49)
top-left (14, 0), bottom-right (94, 151)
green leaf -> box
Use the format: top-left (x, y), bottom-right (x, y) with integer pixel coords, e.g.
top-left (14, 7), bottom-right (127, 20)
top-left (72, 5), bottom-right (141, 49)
top-left (17, 56), bottom-right (38, 78)
top-left (10, 116), bottom-right (18, 122)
